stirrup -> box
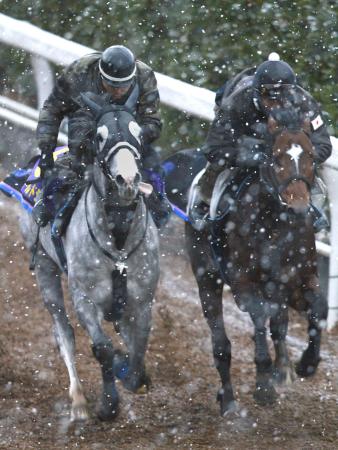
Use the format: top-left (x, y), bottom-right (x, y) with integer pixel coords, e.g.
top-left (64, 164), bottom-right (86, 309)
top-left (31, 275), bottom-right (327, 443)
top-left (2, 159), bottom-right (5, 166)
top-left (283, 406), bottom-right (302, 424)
top-left (187, 168), bottom-right (210, 231)
top-left (310, 204), bottom-right (330, 233)
top-left (189, 201), bottom-right (210, 231)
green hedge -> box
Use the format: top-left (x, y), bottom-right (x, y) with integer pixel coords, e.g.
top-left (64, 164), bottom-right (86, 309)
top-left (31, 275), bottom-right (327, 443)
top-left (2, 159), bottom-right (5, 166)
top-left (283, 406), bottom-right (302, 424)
top-left (1, 0), bottom-right (336, 156)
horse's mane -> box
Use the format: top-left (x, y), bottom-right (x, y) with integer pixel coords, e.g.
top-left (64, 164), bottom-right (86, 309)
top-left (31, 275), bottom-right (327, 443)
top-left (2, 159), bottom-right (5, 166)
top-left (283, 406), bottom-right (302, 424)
top-left (270, 107), bottom-right (304, 132)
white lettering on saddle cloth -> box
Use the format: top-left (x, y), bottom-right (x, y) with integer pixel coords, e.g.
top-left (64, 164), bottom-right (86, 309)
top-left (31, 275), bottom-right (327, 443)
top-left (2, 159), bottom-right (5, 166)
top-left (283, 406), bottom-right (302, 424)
top-left (286, 144), bottom-right (303, 174)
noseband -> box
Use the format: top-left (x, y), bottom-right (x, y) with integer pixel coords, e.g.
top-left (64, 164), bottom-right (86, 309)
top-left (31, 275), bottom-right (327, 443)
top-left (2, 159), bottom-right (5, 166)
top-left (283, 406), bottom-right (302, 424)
top-left (96, 143), bottom-right (141, 185)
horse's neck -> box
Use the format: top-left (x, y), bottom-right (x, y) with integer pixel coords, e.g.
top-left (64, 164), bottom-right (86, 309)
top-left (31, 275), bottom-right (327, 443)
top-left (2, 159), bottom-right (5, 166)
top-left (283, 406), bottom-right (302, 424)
top-left (86, 184), bottom-right (145, 252)
top-left (104, 201), bottom-right (137, 250)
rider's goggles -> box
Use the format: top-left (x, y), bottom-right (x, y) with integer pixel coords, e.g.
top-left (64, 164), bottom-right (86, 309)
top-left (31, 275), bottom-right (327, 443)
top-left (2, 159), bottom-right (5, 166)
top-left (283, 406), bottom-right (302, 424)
top-left (260, 84), bottom-right (295, 101)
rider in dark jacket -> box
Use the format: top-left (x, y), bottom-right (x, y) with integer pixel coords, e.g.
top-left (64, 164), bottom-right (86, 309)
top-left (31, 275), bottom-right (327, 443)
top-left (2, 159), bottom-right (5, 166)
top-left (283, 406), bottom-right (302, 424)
top-left (33, 45), bottom-right (170, 228)
top-left (192, 54), bottom-right (332, 229)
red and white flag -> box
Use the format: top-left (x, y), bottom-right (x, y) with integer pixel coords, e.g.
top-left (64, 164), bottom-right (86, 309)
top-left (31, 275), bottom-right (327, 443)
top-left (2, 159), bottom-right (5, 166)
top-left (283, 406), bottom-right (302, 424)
top-left (311, 114), bottom-right (324, 131)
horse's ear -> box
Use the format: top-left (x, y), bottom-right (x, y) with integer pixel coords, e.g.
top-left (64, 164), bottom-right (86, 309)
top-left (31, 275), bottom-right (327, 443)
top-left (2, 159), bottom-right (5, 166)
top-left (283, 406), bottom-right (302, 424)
top-left (80, 93), bottom-right (101, 116)
top-left (268, 115), bottom-right (279, 134)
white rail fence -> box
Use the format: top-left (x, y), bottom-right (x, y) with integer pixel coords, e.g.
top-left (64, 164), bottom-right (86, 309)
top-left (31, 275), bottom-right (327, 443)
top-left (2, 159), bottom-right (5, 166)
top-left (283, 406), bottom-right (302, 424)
top-left (1, 13), bottom-right (338, 330)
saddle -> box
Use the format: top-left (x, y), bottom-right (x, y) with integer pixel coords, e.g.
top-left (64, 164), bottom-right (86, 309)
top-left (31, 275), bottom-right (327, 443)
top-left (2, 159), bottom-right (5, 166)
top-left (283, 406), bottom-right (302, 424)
top-left (210, 169), bottom-right (257, 222)
top-left (0, 147), bottom-right (85, 272)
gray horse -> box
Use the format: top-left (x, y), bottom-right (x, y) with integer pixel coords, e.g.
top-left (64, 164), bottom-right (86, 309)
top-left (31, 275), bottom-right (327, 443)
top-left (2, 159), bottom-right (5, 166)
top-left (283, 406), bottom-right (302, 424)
top-left (20, 95), bottom-right (159, 422)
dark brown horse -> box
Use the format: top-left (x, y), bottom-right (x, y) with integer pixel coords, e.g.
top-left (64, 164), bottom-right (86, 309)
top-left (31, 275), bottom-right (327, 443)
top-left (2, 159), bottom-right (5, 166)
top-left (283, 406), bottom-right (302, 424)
top-left (185, 111), bottom-right (328, 415)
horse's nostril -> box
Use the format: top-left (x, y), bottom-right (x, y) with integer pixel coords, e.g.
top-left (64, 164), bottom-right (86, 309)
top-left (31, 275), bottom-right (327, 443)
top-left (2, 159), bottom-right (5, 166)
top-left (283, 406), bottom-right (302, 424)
top-left (115, 174), bottom-right (125, 186)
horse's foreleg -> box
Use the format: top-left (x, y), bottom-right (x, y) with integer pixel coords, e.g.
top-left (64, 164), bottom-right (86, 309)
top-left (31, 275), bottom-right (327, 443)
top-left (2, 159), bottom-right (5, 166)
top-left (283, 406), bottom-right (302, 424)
top-left (73, 293), bottom-right (119, 421)
top-left (246, 303), bottom-right (277, 405)
top-left (296, 287), bottom-right (328, 377)
top-left (185, 224), bottom-right (236, 416)
top-left (199, 276), bottom-right (237, 416)
top-left (117, 300), bottom-right (152, 394)
top-left (270, 306), bottom-right (295, 385)
top-left (35, 250), bottom-right (88, 422)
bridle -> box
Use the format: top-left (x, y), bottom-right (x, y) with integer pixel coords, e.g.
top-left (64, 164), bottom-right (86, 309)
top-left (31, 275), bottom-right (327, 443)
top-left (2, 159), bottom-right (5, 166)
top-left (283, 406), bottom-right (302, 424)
top-left (96, 141), bottom-right (140, 186)
top-left (84, 109), bottom-right (146, 267)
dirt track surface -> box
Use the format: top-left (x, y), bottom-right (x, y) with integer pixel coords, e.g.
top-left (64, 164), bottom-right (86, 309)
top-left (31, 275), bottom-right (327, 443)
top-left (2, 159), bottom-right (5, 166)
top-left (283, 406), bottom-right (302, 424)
top-left (0, 196), bottom-right (337, 450)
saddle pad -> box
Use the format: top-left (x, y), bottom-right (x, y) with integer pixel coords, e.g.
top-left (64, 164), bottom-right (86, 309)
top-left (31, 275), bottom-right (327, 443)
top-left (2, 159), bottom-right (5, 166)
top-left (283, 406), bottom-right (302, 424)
top-left (0, 146), bottom-right (69, 211)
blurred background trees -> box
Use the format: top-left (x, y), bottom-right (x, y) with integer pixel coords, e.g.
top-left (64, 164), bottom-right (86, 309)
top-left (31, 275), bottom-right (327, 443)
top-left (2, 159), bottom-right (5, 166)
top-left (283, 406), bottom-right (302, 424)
top-left (0, 0), bottom-right (336, 156)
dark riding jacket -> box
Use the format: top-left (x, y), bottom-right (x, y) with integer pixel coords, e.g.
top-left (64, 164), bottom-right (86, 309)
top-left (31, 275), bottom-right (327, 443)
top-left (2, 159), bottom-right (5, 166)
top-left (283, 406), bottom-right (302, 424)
top-left (203, 68), bottom-right (332, 168)
top-left (37, 53), bottom-right (161, 156)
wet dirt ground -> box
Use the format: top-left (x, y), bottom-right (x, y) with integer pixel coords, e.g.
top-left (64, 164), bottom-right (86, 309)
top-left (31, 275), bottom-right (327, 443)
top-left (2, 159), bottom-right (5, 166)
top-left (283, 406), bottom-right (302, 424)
top-left (0, 195), bottom-right (337, 449)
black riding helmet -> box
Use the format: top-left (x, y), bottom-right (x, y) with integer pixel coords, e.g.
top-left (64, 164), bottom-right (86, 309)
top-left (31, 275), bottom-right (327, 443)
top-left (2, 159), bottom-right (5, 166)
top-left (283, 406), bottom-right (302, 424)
top-left (253, 57), bottom-right (296, 111)
top-left (99, 45), bottom-right (136, 88)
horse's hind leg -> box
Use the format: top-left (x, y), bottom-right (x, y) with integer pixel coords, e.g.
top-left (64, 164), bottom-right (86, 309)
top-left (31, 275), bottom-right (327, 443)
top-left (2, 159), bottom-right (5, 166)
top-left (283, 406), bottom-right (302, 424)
top-left (34, 249), bottom-right (88, 422)
top-left (270, 307), bottom-right (295, 385)
top-left (72, 291), bottom-right (119, 421)
top-left (296, 287), bottom-right (328, 377)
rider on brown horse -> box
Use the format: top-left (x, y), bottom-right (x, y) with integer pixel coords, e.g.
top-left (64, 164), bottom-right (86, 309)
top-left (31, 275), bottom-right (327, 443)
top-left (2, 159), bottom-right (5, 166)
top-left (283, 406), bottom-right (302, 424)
top-left (33, 45), bottom-right (171, 229)
top-left (191, 54), bottom-right (332, 231)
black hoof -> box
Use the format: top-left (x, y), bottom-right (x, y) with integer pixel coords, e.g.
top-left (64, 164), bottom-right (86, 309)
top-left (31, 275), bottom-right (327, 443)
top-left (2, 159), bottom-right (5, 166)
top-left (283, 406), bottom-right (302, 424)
top-left (122, 373), bottom-right (151, 393)
top-left (97, 393), bottom-right (119, 421)
top-left (217, 387), bottom-right (237, 416)
top-left (296, 359), bottom-right (320, 378)
top-left (253, 383), bottom-right (278, 406)
top-left (296, 350), bottom-right (320, 378)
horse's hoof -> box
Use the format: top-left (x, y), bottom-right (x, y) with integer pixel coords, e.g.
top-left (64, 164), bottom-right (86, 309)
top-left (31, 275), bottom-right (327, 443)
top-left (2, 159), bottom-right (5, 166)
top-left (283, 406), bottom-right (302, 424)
top-left (221, 400), bottom-right (238, 417)
top-left (70, 404), bottom-right (90, 422)
top-left (253, 384), bottom-right (278, 406)
top-left (135, 384), bottom-right (148, 395)
top-left (296, 353), bottom-right (321, 378)
top-left (122, 373), bottom-right (151, 393)
top-left (97, 403), bottom-right (119, 422)
top-left (217, 388), bottom-right (237, 416)
top-left (273, 364), bottom-right (296, 385)
top-left (296, 361), bottom-right (318, 378)
top-left (97, 393), bottom-right (119, 422)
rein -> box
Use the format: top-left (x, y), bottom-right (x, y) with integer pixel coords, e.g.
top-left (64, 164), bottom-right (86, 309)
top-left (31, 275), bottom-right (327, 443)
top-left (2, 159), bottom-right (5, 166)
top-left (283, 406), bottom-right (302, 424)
top-left (261, 164), bottom-right (313, 200)
top-left (84, 183), bottom-right (149, 272)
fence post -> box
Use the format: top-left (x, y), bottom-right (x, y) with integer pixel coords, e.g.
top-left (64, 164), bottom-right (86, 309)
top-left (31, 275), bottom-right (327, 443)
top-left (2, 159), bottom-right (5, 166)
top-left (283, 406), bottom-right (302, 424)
top-left (30, 55), bottom-right (54, 110)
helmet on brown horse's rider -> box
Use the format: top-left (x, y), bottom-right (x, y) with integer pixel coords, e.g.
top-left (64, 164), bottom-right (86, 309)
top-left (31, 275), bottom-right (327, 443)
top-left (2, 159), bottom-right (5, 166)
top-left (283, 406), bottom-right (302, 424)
top-left (253, 58), bottom-right (297, 114)
top-left (99, 45), bottom-right (136, 88)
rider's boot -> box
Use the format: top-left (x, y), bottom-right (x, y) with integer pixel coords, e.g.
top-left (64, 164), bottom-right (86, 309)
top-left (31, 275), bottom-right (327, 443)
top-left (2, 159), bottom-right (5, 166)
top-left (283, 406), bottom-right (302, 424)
top-left (146, 189), bottom-right (172, 229)
top-left (310, 176), bottom-right (329, 233)
top-left (189, 163), bottom-right (221, 231)
top-left (311, 204), bottom-right (330, 233)
top-left (32, 173), bottom-right (53, 227)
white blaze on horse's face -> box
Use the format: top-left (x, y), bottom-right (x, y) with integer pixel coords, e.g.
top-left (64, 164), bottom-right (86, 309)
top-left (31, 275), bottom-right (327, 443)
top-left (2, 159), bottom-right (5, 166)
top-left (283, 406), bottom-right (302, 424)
top-left (286, 144), bottom-right (303, 174)
top-left (111, 147), bottom-right (139, 185)
top-left (97, 125), bottom-right (109, 152)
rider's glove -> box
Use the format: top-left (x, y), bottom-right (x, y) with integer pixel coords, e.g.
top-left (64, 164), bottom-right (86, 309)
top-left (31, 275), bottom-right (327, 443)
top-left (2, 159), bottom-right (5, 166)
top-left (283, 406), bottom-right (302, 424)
top-left (236, 137), bottom-right (268, 168)
top-left (39, 146), bottom-right (55, 178)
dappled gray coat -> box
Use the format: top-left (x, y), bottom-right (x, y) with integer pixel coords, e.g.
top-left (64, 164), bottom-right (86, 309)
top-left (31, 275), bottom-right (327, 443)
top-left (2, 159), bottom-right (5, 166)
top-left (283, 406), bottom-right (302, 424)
top-left (37, 53), bottom-right (161, 151)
